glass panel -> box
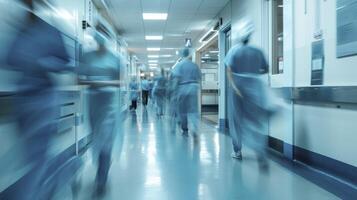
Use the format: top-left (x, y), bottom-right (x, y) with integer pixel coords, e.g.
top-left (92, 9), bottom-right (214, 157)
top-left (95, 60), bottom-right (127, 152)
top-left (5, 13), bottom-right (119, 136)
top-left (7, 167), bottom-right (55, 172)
top-left (272, 0), bottom-right (284, 74)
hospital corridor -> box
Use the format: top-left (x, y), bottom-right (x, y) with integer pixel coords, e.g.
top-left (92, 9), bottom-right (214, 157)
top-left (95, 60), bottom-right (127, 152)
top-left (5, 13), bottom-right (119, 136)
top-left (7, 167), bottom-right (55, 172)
top-left (0, 0), bottom-right (357, 199)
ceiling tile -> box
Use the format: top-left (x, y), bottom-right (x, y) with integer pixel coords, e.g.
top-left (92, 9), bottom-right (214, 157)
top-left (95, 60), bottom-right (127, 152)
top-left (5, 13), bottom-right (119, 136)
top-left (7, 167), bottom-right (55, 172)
top-left (106, 0), bottom-right (228, 64)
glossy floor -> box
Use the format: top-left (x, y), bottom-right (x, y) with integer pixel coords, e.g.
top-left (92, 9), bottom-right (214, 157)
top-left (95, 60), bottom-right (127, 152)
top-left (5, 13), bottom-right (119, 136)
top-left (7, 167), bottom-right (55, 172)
top-left (68, 106), bottom-right (338, 200)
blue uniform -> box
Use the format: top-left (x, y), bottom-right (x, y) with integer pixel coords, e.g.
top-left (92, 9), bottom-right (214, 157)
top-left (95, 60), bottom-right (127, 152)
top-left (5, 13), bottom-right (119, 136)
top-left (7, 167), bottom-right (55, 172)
top-left (129, 81), bottom-right (139, 101)
top-left (225, 44), bottom-right (273, 161)
top-left (5, 13), bottom-right (75, 199)
top-left (141, 79), bottom-right (150, 91)
top-left (152, 76), bottom-right (167, 116)
top-left (171, 59), bottom-right (201, 135)
top-left (129, 81), bottom-right (139, 110)
top-left (141, 79), bottom-right (150, 106)
top-left (167, 72), bottom-right (180, 133)
top-left (81, 49), bottom-right (121, 190)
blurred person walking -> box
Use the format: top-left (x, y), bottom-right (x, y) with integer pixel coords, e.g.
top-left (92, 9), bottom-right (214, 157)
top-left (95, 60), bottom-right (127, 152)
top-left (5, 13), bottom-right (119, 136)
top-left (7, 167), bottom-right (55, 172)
top-left (148, 78), bottom-right (154, 105)
top-left (171, 48), bottom-right (201, 140)
top-left (141, 77), bottom-right (150, 107)
top-left (4, 0), bottom-right (75, 199)
top-left (225, 19), bottom-right (276, 171)
top-left (167, 69), bottom-right (180, 134)
top-left (80, 29), bottom-right (122, 196)
top-left (129, 77), bottom-right (139, 111)
top-left (152, 69), bottom-right (167, 118)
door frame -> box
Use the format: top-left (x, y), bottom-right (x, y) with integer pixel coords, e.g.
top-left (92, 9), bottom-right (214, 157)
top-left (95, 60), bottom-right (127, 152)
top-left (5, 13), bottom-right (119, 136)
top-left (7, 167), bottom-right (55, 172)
top-left (196, 34), bottom-right (219, 118)
top-left (218, 22), bottom-right (231, 130)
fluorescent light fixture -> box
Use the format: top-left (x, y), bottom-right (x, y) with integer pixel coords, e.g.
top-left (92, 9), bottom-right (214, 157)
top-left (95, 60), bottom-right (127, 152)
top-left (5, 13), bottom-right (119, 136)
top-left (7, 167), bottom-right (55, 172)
top-left (55, 9), bottom-right (75, 20)
top-left (148, 60), bottom-right (158, 63)
top-left (149, 63), bottom-right (158, 66)
top-left (199, 27), bottom-right (217, 43)
top-left (143, 13), bottom-right (168, 20)
top-left (148, 55), bottom-right (159, 58)
top-left (160, 55), bottom-right (172, 58)
top-left (278, 5), bottom-right (283, 8)
top-left (147, 48), bottom-right (160, 51)
top-left (197, 31), bottom-right (218, 51)
top-left (145, 36), bottom-right (163, 40)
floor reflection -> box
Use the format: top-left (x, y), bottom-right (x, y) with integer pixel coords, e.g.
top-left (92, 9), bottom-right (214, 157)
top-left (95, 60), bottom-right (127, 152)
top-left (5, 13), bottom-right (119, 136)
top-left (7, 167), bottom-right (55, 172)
top-left (72, 105), bottom-right (337, 200)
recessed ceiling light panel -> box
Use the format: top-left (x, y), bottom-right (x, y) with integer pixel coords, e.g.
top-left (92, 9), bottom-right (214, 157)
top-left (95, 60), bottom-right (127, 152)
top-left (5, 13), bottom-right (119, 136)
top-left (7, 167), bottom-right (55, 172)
top-left (148, 55), bottom-right (159, 58)
top-left (160, 55), bottom-right (172, 58)
top-left (147, 48), bottom-right (161, 51)
top-left (143, 13), bottom-right (168, 20)
top-left (145, 36), bottom-right (163, 40)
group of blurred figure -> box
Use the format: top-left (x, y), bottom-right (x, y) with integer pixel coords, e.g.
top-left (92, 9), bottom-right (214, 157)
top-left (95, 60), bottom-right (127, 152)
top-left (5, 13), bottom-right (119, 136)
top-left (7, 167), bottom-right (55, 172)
top-left (1, 0), bottom-right (122, 198)
top-left (129, 20), bottom-right (277, 171)
top-left (129, 47), bottom-right (202, 141)
top-left (0, 0), bottom-right (277, 199)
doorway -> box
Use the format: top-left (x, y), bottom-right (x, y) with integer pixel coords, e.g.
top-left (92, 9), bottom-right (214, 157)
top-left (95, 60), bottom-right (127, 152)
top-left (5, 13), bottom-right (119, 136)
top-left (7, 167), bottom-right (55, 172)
top-left (199, 38), bottom-right (219, 124)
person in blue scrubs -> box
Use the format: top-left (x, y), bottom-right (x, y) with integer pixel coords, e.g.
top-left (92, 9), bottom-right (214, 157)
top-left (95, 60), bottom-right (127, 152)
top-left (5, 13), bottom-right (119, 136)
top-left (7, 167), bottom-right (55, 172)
top-left (152, 69), bottom-right (167, 118)
top-left (148, 78), bottom-right (154, 105)
top-left (5, 0), bottom-right (75, 199)
top-left (225, 20), bottom-right (275, 170)
top-left (171, 48), bottom-right (202, 140)
top-left (167, 69), bottom-right (180, 134)
top-left (80, 30), bottom-right (121, 196)
top-left (129, 78), bottom-right (139, 111)
top-left (141, 77), bottom-right (150, 106)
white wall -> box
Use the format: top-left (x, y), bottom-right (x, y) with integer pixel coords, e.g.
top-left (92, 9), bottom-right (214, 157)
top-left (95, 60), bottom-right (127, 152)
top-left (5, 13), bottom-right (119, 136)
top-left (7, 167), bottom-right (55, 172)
top-left (294, 0), bottom-right (357, 87)
top-left (294, 103), bottom-right (357, 167)
top-left (231, 0), bottom-right (266, 47)
top-left (291, 0), bottom-right (357, 167)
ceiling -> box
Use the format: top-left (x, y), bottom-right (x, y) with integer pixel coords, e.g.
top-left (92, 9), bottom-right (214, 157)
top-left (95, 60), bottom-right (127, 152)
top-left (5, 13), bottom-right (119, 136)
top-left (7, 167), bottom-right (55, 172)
top-left (104, 0), bottom-right (230, 68)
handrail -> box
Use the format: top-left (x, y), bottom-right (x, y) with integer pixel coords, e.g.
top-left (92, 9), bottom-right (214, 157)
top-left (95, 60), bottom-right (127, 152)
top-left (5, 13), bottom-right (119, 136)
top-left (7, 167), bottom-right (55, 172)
top-left (273, 86), bottom-right (357, 104)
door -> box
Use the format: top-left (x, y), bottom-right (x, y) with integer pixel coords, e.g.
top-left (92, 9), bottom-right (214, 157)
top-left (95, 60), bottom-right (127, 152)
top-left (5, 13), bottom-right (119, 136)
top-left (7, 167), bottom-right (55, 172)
top-left (224, 27), bottom-right (231, 128)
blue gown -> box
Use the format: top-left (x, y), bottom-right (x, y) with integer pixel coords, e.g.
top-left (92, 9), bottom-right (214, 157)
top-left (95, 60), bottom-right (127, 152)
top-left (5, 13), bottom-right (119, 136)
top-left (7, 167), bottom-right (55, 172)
top-left (171, 59), bottom-right (201, 135)
top-left (81, 49), bottom-right (121, 188)
top-left (152, 76), bottom-right (167, 116)
top-left (225, 44), bottom-right (273, 155)
top-left (129, 81), bottom-right (139, 101)
top-left (5, 13), bottom-right (74, 199)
